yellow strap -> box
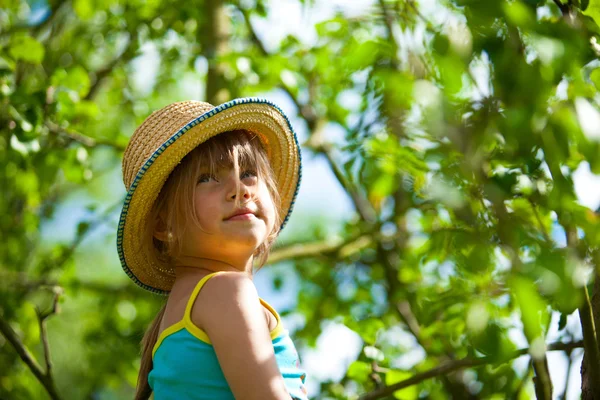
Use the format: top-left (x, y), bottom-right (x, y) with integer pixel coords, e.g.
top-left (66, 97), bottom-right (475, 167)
top-left (183, 271), bottom-right (224, 324)
top-left (261, 298), bottom-right (284, 339)
top-left (152, 320), bottom-right (185, 359)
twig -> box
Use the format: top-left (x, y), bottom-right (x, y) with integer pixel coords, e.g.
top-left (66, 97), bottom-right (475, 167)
top-left (45, 120), bottom-right (126, 151)
top-left (359, 340), bottom-right (583, 400)
top-left (307, 141), bottom-right (378, 223)
top-left (0, 301), bottom-right (63, 400)
top-left (529, 199), bottom-right (552, 244)
top-left (377, 0), bottom-right (400, 70)
top-left (84, 35), bottom-right (138, 101)
top-left (396, 300), bottom-right (426, 347)
top-left (552, 0), bottom-right (571, 16)
top-left (269, 233), bottom-right (374, 264)
top-left (0, 317), bottom-right (43, 380)
top-left (532, 357), bottom-right (553, 400)
top-left (34, 287), bottom-right (63, 385)
top-left (485, 199), bottom-right (555, 398)
top-left (235, 5), bottom-right (312, 122)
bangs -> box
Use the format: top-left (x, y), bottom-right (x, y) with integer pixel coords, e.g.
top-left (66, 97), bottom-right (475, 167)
top-left (190, 130), bottom-right (264, 177)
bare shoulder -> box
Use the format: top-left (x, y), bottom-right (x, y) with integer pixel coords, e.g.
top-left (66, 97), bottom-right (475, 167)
top-left (190, 272), bottom-right (262, 332)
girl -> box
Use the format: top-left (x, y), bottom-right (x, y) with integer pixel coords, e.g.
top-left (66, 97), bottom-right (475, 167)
top-left (116, 99), bottom-right (307, 400)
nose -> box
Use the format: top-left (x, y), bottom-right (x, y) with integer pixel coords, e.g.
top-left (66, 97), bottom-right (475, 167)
top-left (226, 171), bottom-right (251, 201)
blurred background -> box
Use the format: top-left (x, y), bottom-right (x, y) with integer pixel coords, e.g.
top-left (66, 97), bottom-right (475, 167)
top-left (2, 0), bottom-right (600, 398)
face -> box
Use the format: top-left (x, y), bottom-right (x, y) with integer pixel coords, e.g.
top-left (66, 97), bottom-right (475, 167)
top-left (178, 165), bottom-right (276, 264)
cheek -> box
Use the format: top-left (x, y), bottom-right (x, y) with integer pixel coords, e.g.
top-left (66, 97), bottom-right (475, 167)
top-left (193, 191), bottom-right (220, 227)
top-left (259, 187), bottom-right (277, 229)
top-left (264, 202), bottom-right (276, 229)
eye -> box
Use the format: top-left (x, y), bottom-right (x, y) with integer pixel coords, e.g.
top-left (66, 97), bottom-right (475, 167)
top-left (241, 170), bottom-right (257, 180)
top-left (197, 173), bottom-right (217, 184)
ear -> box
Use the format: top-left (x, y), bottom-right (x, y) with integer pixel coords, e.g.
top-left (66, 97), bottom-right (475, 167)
top-left (153, 215), bottom-right (171, 242)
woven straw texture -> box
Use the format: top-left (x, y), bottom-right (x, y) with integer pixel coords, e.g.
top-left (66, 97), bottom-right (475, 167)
top-left (117, 98), bottom-right (301, 294)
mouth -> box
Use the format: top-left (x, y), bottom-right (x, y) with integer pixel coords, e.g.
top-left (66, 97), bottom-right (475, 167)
top-left (225, 208), bottom-right (258, 221)
top-left (226, 213), bottom-right (256, 221)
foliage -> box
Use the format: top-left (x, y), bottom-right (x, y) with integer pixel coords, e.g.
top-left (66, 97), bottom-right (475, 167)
top-left (1, 0), bottom-right (600, 399)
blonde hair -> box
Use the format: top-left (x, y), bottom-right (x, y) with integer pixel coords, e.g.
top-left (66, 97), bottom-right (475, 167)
top-left (134, 129), bottom-right (282, 399)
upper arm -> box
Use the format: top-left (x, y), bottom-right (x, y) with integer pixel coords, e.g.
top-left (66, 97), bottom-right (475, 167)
top-left (192, 273), bottom-right (289, 400)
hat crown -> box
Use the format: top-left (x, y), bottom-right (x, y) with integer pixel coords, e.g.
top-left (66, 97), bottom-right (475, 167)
top-left (122, 100), bottom-right (215, 190)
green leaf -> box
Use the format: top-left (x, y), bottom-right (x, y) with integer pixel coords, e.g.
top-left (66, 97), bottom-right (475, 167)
top-left (370, 173), bottom-right (396, 201)
top-left (344, 40), bottom-right (383, 72)
top-left (583, 0), bottom-right (600, 26)
top-left (510, 276), bottom-right (549, 343)
top-left (9, 36), bottom-right (45, 64)
top-left (558, 313), bottom-right (568, 331)
top-left (591, 68), bottom-right (600, 91)
top-left (470, 322), bottom-right (517, 361)
top-left (503, 1), bottom-right (536, 28)
top-left (385, 370), bottom-right (418, 399)
top-left (77, 221), bottom-right (91, 237)
top-left (582, 0), bottom-right (590, 11)
top-left (346, 361), bottom-right (371, 383)
top-left (433, 34), bottom-right (450, 56)
top-left (357, 318), bottom-right (385, 344)
top-left (73, 0), bottom-right (94, 20)
top-left (51, 66), bottom-right (91, 97)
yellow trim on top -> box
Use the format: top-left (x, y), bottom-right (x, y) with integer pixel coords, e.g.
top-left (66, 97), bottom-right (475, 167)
top-left (185, 319), bottom-right (213, 344)
top-left (152, 272), bottom-right (285, 358)
top-left (260, 298), bottom-right (284, 340)
top-left (182, 272), bottom-right (224, 345)
top-left (183, 272), bottom-right (225, 319)
top-left (152, 320), bottom-right (185, 358)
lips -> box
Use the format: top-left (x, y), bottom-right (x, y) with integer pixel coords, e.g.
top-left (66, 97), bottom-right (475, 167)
top-left (225, 207), bottom-right (257, 220)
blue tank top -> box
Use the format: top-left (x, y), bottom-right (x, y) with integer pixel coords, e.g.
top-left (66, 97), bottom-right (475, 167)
top-left (148, 272), bottom-right (309, 399)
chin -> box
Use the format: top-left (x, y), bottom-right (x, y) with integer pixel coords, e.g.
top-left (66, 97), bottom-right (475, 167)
top-left (228, 231), bottom-right (265, 248)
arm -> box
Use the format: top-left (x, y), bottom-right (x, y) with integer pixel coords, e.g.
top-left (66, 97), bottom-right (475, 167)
top-left (192, 272), bottom-right (290, 400)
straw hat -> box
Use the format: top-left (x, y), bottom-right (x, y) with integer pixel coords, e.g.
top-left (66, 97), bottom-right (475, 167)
top-left (117, 98), bottom-right (302, 295)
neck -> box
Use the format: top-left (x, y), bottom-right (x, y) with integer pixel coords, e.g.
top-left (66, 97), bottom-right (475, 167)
top-left (173, 256), bottom-right (254, 279)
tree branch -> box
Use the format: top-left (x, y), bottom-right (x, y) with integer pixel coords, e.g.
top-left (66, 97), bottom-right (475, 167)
top-left (529, 199), bottom-right (552, 244)
top-left (45, 120), bottom-right (126, 151)
top-left (359, 340), bottom-right (584, 400)
top-left (0, 304), bottom-right (62, 400)
top-left (305, 139), bottom-right (378, 223)
top-left (552, 0), bottom-right (571, 16)
top-left (84, 34), bottom-right (138, 101)
top-left (269, 233), bottom-right (373, 264)
top-left (484, 198), bottom-right (554, 399)
top-left (562, 222), bottom-right (600, 395)
top-left (377, 0), bottom-right (400, 70)
top-left (236, 5), bottom-right (306, 118)
top-left (34, 287), bottom-right (63, 385)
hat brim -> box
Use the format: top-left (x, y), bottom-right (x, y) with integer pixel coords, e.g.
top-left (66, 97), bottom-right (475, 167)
top-left (117, 98), bottom-right (302, 295)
